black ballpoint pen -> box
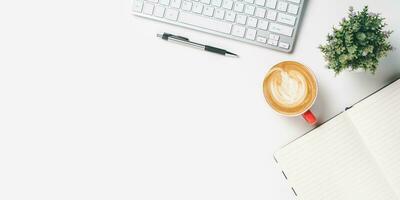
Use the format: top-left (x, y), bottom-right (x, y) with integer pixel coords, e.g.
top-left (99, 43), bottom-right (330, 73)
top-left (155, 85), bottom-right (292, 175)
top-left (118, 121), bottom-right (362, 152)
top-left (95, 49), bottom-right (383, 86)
top-left (157, 32), bottom-right (238, 57)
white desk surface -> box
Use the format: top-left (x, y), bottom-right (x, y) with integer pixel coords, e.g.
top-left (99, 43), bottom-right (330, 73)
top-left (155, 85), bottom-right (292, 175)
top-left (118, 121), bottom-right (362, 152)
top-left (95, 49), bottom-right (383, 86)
top-left (1, 0), bottom-right (400, 199)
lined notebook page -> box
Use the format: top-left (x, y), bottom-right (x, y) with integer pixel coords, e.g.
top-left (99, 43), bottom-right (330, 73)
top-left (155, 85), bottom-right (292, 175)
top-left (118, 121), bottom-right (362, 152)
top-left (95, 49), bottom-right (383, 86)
top-left (275, 113), bottom-right (398, 200)
top-left (348, 79), bottom-right (400, 197)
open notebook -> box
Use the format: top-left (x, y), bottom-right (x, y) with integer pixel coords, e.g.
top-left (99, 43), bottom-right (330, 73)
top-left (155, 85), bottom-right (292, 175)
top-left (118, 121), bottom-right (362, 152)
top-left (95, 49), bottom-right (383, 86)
top-left (274, 79), bottom-right (400, 200)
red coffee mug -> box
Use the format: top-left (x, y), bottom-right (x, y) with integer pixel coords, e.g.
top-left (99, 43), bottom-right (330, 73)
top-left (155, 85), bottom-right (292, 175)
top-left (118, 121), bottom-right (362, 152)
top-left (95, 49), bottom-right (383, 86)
top-left (263, 61), bottom-right (318, 125)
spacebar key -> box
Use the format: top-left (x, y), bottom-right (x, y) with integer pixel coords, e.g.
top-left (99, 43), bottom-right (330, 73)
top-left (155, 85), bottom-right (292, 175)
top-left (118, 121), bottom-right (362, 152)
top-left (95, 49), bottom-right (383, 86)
top-left (178, 12), bottom-right (232, 34)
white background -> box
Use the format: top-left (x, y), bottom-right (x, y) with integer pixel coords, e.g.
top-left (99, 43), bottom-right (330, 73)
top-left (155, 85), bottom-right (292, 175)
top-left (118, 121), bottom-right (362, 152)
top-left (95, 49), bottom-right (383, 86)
top-left (1, 0), bottom-right (399, 199)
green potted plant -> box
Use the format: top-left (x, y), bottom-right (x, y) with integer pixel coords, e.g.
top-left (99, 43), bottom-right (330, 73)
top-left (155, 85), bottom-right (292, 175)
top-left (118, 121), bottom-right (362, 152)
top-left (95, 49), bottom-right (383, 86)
top-left (319, 6), bottom-right (393, 74)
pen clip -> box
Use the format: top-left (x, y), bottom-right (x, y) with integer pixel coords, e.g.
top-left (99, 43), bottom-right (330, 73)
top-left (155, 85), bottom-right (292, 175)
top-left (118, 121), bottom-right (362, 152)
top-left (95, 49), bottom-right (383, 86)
top-left (170, 35), bottom-right (189, 41)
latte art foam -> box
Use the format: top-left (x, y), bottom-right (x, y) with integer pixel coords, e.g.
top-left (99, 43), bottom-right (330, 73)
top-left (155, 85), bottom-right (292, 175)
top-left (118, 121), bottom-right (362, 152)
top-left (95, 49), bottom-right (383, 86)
top-left (263, 61), bottom-right (317, 116)
top-left (269, 69), bottom-right (308, 108)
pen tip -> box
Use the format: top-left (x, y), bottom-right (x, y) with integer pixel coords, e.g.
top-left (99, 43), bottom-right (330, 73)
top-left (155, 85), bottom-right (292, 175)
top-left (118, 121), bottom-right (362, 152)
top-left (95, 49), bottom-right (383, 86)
top-left (226, 51), bottom-right (239, 57)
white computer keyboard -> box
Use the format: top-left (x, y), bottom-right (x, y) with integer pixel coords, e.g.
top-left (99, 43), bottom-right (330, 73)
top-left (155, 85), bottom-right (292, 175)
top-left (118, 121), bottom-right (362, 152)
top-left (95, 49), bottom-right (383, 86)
top-left (132, 0), bottom-right (305, 52)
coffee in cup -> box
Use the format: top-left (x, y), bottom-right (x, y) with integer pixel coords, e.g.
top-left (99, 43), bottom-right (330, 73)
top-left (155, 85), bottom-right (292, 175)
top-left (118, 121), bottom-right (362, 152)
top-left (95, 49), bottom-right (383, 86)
top-left (263, 61), bottom-right (317, 124)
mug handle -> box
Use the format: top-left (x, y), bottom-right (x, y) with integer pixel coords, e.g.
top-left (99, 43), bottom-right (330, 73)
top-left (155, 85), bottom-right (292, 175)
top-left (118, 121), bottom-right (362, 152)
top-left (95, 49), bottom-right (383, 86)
top-left (302, 110), bottom-right (317, 125)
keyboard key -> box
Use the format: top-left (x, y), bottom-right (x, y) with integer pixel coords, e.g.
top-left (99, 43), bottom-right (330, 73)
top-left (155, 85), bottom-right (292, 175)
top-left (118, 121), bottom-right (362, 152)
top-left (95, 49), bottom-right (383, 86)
top-left (182, 1), bottom-right (192, 10)
top-left (201, 0), bottom-right (211, 4)
top-left (277, 13), bottom-right (296, 25)
top-left (171, 0), bottom-right (182, 8)
top-left (266, 10), bottom-right (277, 20)
top-left (247, 17), bottom-right (257, 27)
top-left (255, 0), bottom-right (265, 6)
top-left (143, 3), bottom-right (154, 15)
top-left (257, 20), bottom-right (268, 30)
top-left (232, 25), bottom-right (246, 37)
top-left (267, 39), bottom-right (278, 46)
top-left (257, 30), bottom-right (268, 37)
top-left (165, 8), bottom-right (179, 20)
top-left (222, 0), bottom-right (233, 9)
top-left (214, 8), bottom-right (225, 19)
top-left (277, 1), bottom-right (288, 11)
top-left (244, 5), bottom-right (255, 15)
top-left (256, 36), bottom-right (267, 43)
top-left (287, 4), bottom-right (298, 14)
top-left (178, 11), bottom-right (232, 33)
top-left (245, 28), bottom-right (256, 40)
top-left (287, 0), bottom-right (300, 3)
top-left (269, 33), bottom-right (279, 40)
top-left (236, 14), bottom-right (247, 24)
top-left (154, 6), bottom-right (165, 17)
top-left (211, 0), bottom-right (222, 7)
top-left (132, 0), bottom-right (143, 12)
top-left (245, 0), bottom-right (254, 4)
top-left (255, 8), bottom-right (266, 18)
top-left (148, 0), bottom-right (159, 3)
top-left (203, 6), bottom-right (214, 16)
top-left (233, 2), bottom-right (244, 12)
top-left (192, 2), bottom-right (203, 13)
top-left (160, 0), bottom-right (170, 6)
top-left (266, 0), bottom-right (277, 9)
top-left (269, 22), bottom-right (293, 36)
top-left (279, 42), bottom-right (290, 49)
top-left (225, 11), bottom-right (236, 21)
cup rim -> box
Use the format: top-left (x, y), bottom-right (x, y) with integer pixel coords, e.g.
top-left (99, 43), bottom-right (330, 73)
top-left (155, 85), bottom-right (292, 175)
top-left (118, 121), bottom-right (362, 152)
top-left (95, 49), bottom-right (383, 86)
top-left (263, 61), bottom-right (319, 117)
